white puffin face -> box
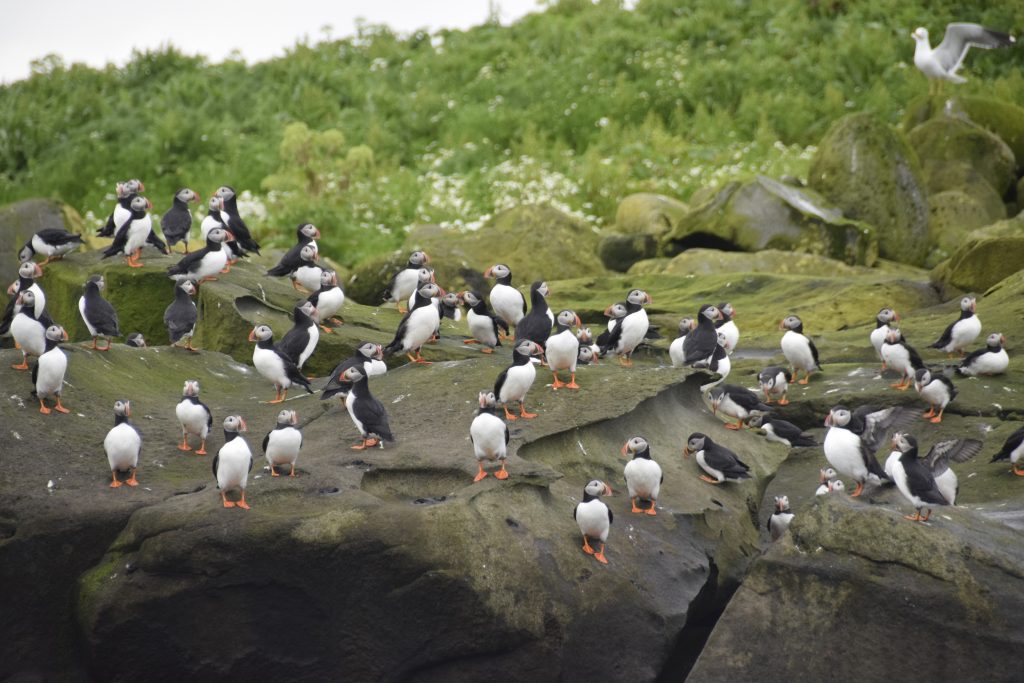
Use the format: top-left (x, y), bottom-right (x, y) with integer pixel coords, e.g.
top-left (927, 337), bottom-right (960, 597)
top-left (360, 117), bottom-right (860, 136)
top-left (357, 342), bottom-right (383, 359)
top-left (830, 479), bottom-right (846, 493)
top-left (17, 290), bottom-right (36, 307)
top-left (827, 407), bottom-right (851, 428)
top-left (557, 310), bottom-right (579, 328)
top-left (176, 188), bottom-right (199, 203)
top-left (298, 301), bottom-right (318, 321)
top-left (961, 296), bottom-right (976, 313)
top-left (774, 495), bottom-right (790, 512)
top-left (708, 389), bottom-right (724, 411)
top-left (277, 409), bottom-right (299, 425)
top-left (130, 195), bottom-right (151, 212)
top-left (746, 414), bottom-right (764, 429)
top-left (223, 415), bottom-right (246, 432)
top-left (891, 432), bottom-right (913, 452)
top-left (300, 223), bottom-right (320, 240)
top-left (685, 434), bottom-right (706, 453)
top-left (320, 270), bottom-right (338, 287)
top-left (622, 436), bottom-right (648, 455)
top-left (113, 399), bottom-right (131, 417)
top-left (342, 366), bottom-right (366, 383)
top-left (415, 267), bottom-right (435, 284)
top-left (441, 292), bottom-right (461, 307)
top-left (914, 368), bottom-right (931, 386)
top-left (300, 244), bottom-right (318, 262)
top-left (719, 302), bottom-right (734, 318)
top-left (577, 346), bottom-right (595, 362)
top-left (408, 251), bottom-right (428, 266)
top-left (716, 332), bottom-right (728, 347)
top-left (988, 332), bottom-right (1006, 347)
top-left (19, 261), bottom-right (42, 279)
top-left (604, 303), bottom-right (628, 319)
top-left (885, 327), bottom-right (902, 344)
top-left (577, 327), bottom-right (593, 343)
top-left (515, 340), bottom-right (544, 357)
top-left (250, 325), bottom-right (273, 342)
top-left (215, 186), bottom-right (236, 201)
top-left (478, 390), bottom-right (497, 408)
top-left (45, 325), bottom-right (67, 342)
top-left (124, 179), bottom-right (144, 194)
top-left (627, 289), bottom-right (651, 306)
top-left (678, 317), bottom-right (694, 334)
top-left (462, 291), bottom-right (481, 307)
top-left (702, 305), bottom-right (723, 322)
top-left (486, 263), bottom-right (510, 279)
top-left (536, 281), bottom-right (550, 298)
top-left (127, 333), bottom-right (146, 347)
top-left (781, 315), bottom-right (802, 330)
top-left (208, 227), bottom-right (231, 244)
top-left (819, 467), bottom-right (835, 484)
top-left (208, 196), bottom-right (223, 213)
top-left (417, 282), bottom-right (442, 300)
top-left (182, 380), bottom-right (200, 396)
top-left (583, 480), bottom-right (611, 498)
top-left (877, 307), bottom-right (896, 324)
top-left (18, 245), bottom-right (33, 263)
top-left (179, 279), bottom-right (197, 296)
top-left (87, 274), bottom-right (105, 291)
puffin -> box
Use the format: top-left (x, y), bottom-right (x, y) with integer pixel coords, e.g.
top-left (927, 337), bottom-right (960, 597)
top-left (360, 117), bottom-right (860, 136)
top-left (249, 324), bottom-right (313, 403)
top-left (321, 342), bottom-right (387, 401)
top-left (888, 433), bottom-right (977, 521)
top-left (669, 317), bottom-right (694, 367)
top-left (175, 380), bottom-right (212, 455)
top-left (513, 281), bottom-right (554, 347)
top-left (621, 436), bottom-right (663, 515)
top-left (382, 250), bottom-right (430, 313)
top-left (101, 195), bottom-right (157, 268)
top-left (683, 304), bottom-right (724, 366)
top-left (577, 346), bottom-right (597, 366)
top-left (815, 468), bottom-right (845, 496)
top-left (929, 295), bottom-right (981, 356)
top-left (683, 432), bottom-right (751, 484)
top-left (78, 275), bottom-right (121, 351)
top-left (266, 223), bottom-right (321, 278)
top-left (881, 327), bottom-right (925, 390)
top-left (435, 291), bottom-right (463, 336)
top-left (886, 433), bottom-right (981, 507)
top-left (469, 390), bottom-right (510, 481)
top-left (715, 302), bottom-right (739, 354)
top-left (213, 415), bottom-right (254, 509)
top-left (913, 368), bottom-right (957, 423)
top-left (200, 197), bottom-right (239, 269)
top-left (758, 366), bottom-right (792, 405)
top-left (292, 245), bottom-right (325, 293)
top-left (126, 332), bottom-right (146, 348)
top-left (600, 289), bottom-right (652, 366)
top-left (214, 186), bottom-right (261, 255)
top-left (166, 227), bottom-right (233, 283)
top-left (484, 263), bottom-right (526, 330)
top-left (33, 325), bottom-right (69, 414)
top-left (18, 228), bottom-right (84, 267)
top-left (991, 426), bottom-right (1024, 476)
top-left (494, 340), bottom-right (545, 420)
top-left (98, 179), bottom-right (143, 237)
top-left (779, 315), bottom-right (821, 384)
top-left (337, 366), bottom-right (395, 450)
top-left (276, 300), bottom-right (320, 371)
top-left (460, 290), bottom-right (509, 353)
top-left (263, 409), bottom-right (303, 477)
top-left (957, 333), bottom-right (1008, 376)
top-left (695, 332), bottom-right (732, 393)
top-left (576, 326), bottom-right (601, 359)
top-left (708, 384), bottom-right (772, 430)
top-left (745, 414), bottom-right (817, 448)
top-left (1, 261), bottom-right (45, 335)
top-left (9, 290), bottom-right (52, 370)
top-left (309, 270), bottom-right (345, 333)
top-left (768, 496), bottom-right (794, 541)
top-left (870, 307), bottom-right (899, 370)
top-left (403, 267), bottom-right (437, 311)
top-left (596, 302), bottom-right (628, 354)
top-left (161, 188), bottom-right (200, 253)
top-left (573, 479), bottom-right (613, 564)
top-left (823, 405), bottom-right (905, 496)
top-left (383, 282), bottom-right (444, 364)
top-left (104, 400), bottom-right (141, 488)
top-left (164, 279), bottom-right (199, 352)
top-left (546, 309), bottom-right (582, 389)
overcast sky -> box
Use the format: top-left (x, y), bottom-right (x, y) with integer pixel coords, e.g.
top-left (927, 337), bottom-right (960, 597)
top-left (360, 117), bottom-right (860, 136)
top-left (0, 0), bottom-right (541, 84)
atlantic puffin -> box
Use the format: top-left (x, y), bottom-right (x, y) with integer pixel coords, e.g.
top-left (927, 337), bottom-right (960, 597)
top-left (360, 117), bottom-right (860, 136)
top-left (815, 468), bottom-right (845, 496)
top-left (889, 433), bottom-right (979, 521)
top-left (546, 309), bottom-right (582, 389)
top-left (715, 302), bottom-right (739, 354)
top-left (321, 342), bottom-right (387, 401)
top-left (596, 302), bottom-right (628, 354)
top-left (403, 267), bottom-right (437, 311)
top-left (870, 308), bottom-right (899, 370)
top-left (683, 432), bottom-right (751, 484)
top-left (263, 409), bottom-right (303, 477)
top-left (957, 333), bottom-right (1008, 376)
top-left (469, 390), bottom-right (510, 481)
top-left (745, 414), bottom-right (817, 448)
top-left (292, 245), bottom-right (325, 293)
top-left (600, 289), bottom-right (651, 366)
top-left (98, 179), bottom-right (142, 238)
top-left (683, 304), bottom-right (724, 366)
top-left (758, 366), bottom-right (792, 405)
top-left (338, 366), bottom-right (395, 450)
top-left (494, 339), bottom-right (545, 420)
top-left (33, 325), bottom-right (69, 415)
top-left (276, 300), bottom-right (320, 371)
top-left (214, 186), bottom-right (261, 255)
top-left (383, 282), bottom-right (443, 364)
top-left (484, 263), bottom-right (526, 330)
top-left (823, 405), bottom-right (904, 496)
top-left (929, 295), bottom-right (981, 356)
top-left (200, 197), bottom-right (238, 268)
top-left (1, 261), bottom-right (45, 335)
top-left (78, 275), bottom-right (121, 350)
top-left (577, 346), bottom-right (597, 366)
top-left (175, 380), bottom-right (212, 455)
top-left (101, 195), bottom-right (155, 268)
top-left (382, 250), bottom-right (430, 313)
top-left (460, 290), bottom-right (509, 353)
top-left (266, 223), bottom-right (321, 278)
top-left (18, 228), bottom-right (84, 267)
top-left (768, 496), bottom-right (793, 541)
top-left (161, 188), bottom-right (200, 253)
top-left (9, 290), bottom-right (52, 370)
top-left (166, 227), bottom-right (233, 283)
top-left (104, 400), bottom-right (141, 488)
top-left (309, 270), bottom-right (345, 333)
top-left (164, 279), bottom-right (199, 352)
top-left (913, 368), bottom-right (956, 423)
top-left (669, 317), bottom-right (694, 367)
top-left (886, 433), bottom-right (981, 507)
top-left (126, 332), bottom-right (146, 348)
top-left (695, 333), bottom-right (731, 393)
top-left (621, 436), bottom-right (663, 515)
top-left (249, 324), bottom-right (313, 403)
top-left (780, 315), bottom-right (821, 384)
top-left (514, 281), bottom-right (554, 347)
top-left (991, 426), bottom-right (1024, 476)
top-left (708, 384), bottom-right (772, 430)
top-left (213, 415), bottom-right (253, 509)
top-left (573, 480), bottom-right (613, 564)
top-left (881, 327), bottom-right (924, 390)
top-left (576, 326), bottom-right (601, 360)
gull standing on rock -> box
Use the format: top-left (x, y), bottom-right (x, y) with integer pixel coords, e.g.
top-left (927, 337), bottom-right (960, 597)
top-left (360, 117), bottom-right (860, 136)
top-left (912, 24), bottom-right (1016, 89)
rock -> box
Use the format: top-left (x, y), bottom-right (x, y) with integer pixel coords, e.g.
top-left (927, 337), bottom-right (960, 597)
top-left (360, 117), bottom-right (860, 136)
top-left (905, 95), bottom-right (1024, 167)
top-left (628, 248), bottom-right (925, 279)
top-left (0, 199), bottom-right (87, 285)
top-left (688, 496), bottom-right (1024, 682)
top-left (926, 190), bottom-right (993, 264)
top-left (613, 193), bottom-right (688, 236)
top-left (931, 215), bottom-right (1024, 294)
top-left (924, 162), bottom-right (1006, 223)
top-left (597, 231), bottom-right (658, 272)
top-left (907, 116), bottom-right (1016, 195)
top-left (808, 113), bottom-right (929, 266)
top-left (660, 176), bottom-right (877, 266)
top-left (347, 205), bottom-right (607, 305)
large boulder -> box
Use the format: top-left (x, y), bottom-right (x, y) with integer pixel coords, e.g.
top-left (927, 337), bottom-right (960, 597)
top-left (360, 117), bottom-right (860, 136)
top-left (907, 116), bottom-right (1016, 196)
top-left (613, 193), bottom-right (688, 236)
top-left (905, 95), bottom-right (1024, 167)
top-left (0, 199), bottom-right (87, 285)
top-left (923, 162), bottom-right (1006, 223)
top-left (808, 113), bottom-right (930, 266)
top-left (930, 214), bottom-right (1024, 294)
top-left (926, 190), bottom-right (995, 264)
top-left (628, 248), bottom-right (925, 279)
top-left (660, 176), bottom-right (877, 266)
top-left (597, 231), bottom-right (658, 272)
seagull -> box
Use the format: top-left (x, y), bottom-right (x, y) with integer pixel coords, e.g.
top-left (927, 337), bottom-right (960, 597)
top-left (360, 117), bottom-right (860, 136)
top-left (911, 24), bottom-right (1016, 91)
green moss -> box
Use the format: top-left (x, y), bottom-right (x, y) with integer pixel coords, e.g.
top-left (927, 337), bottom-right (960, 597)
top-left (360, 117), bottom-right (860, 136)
top-left (931, 235), bottom-right (1024, 294)
top-left (613, 193), bottom-right (688, 236)
top-left (926, 190), bottom-right (991, 260)
top-left (908, 117), bottom-right (1016, 195)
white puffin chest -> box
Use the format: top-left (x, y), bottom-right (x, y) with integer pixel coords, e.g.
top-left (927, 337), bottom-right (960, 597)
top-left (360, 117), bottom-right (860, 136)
top-left (718, 320), bottom-right (739, 353)
top-left (125, 215), bottom-right (152, 252)
top-left (200, 215), bottom-right (221, 240)
top-left (965, 349), bottom-right (1008, 376)
top-left (104, 423), bottom-right (141, 470)
top-left (11, 314), bottom-right (46, 355)
top-left (470, 412), bottom-right (507, 460)
top-left (294, 266), bottom-right (323, 292)
top-left (669, 336), bottom-right (687, 367)
top-left (948, 316), bottom-right (981, 351)
top-left (176, 400), bottom-right (210, 436)
top-left (253, 346), bottom-right (289, 386)
top-left (824, 427), bottom-right (868, 480)
top-left (498, 362), bottom-right (536, 403)
top-left (918, 379), bottom-right (951, 405)
top-left (694, 450), bottom-right (722, 481)
top-left (490, 284), bottom-right (524, 325)
top-left (401, 305), bottom-right (440, 350)
top-left (265, 427), bottom-right (302, 464)
top-left (35, 347), bottom-right (67, 396)
top-left (193, 249), bottom-right (228, 280)
top-left (545, 330), bottom-right (579, 371)
top-left (616, 309), bottom-right (649, 354)
top-left (624, 458), bottom-right (662, 499)
top-left (217, 439), bottom-right (252, 490)
top-left (316, 288), bottom-right (345, 319)
top-left (881, 342), bottom-right (912, 373)
top-left (467, 309), bottom-right (498, 345)
top-left (391, 268), bottom-right (420, 301)
top-left (870, 326), bottom-right (888, 357)
top-left (781, 331), bottom-right (814, 370)
top-left (575, 499), bottom-right (610, 540)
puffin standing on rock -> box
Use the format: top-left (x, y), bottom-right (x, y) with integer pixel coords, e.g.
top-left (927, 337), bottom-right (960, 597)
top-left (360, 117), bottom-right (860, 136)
top-left (708, 384), bottom-right (772, 430)
top-left (383, 250), bottom-right (430, 313)
top-left (276, 300), bottom-right (320, 373)
top-left (338, 366), bottom-right (394, 450)
top-left (768, 496), bottom-right (794, 541)
top-left (164, 279), bottom-right (199, 352)
top-left (514, 281), bottom-right (554, 348)
top-left (161, 188), bottom-right (200, 253)
top-left (573, 480), bottom-right (613, 564)
top-left (494, 340), bottom-right (545, 420)
top-left (621, 436), bottom-right (663, 515)
top-left (78, 275), bottom-right (121, 351)
top-left (33, 325), bottom-right (69, 414)
top-left (484, 264), bottom-right (526, 331)
top-left (104, 400), bottom-right (141, 488)
top-left (469, 391), bottom-right (510, 482)
top-left (780, 315), bottom-right (821, 384)
top-left (18, 228), bottom-right (84, 267)
top-left (214, 186), bottom-right (261, 255)
top-left (249, 325), bottom-right (313, 403)
top-left (930, 296), bottom-right (980, 357)
top-left (888, 433), bottom-right (980, 521)
top-left (321, 342), bottom-right (387, 401)
top-left (823, 405), bottom-right (905, 497)
top-left (715, 302), bottom-right (739, 354)
top-left (600, 289), bottom-right (652, 366)
top-left (914, 368), bottom-right (957, 423)
top-left (213, 415), bottom-right (253, 509)
top-left (684, 433), bottom-right (751, 484)
top-left (683, 305), bottom-right (724, 366)
top-left (263, 409), bottom-right (303, 477)
top-left (175, 380), bottom-right (212, 455)
top-left (98, 179), bottom-right (143, 238)
top-left (546, 309), bottom-right (582, 390)
top-left (870, 308), bottom-right (899, 370)
top-left (1, 261), bottom-right (45, 335)
top-left (957, 333), bottom-right (1008, 376)
top-left (991, 426), bottom-right (1024, 476)
top-left (460, 290), bottom-right (508, 353)
top-left (166, 227), bottom-right (233, 283)
top-left (309, 270), bottom-right (345, 333)
top-left (10, 290), bottom-right (52, 371)
top-left (266, 223), bottom-right (321, 278)
top-left (669, 317), bottom-right (694, 367)
top-left (383, 282), bottom-right (443, 364)
top-left (758, 366), bottom-right (792, 405)
top-left (881, 327), bottom-right (925, 390)
top-left (101, 195), bottom-right (160, 268)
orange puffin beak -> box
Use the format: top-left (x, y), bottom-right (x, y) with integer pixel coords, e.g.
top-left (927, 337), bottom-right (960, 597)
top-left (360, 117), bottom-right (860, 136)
top-left (778, 320), bottom-right (786, 330)
top-left (5, 283), bottom-right (15, 295)
top-left (239, 418), bottom-right (248, 432)
top-left (291, 412), bottom-right (299, 425)
top-left (31, 263), bottom-right (43, 278)
top-left (645, 293), bottom-right (653, 304)
top-left (620, 442), bottom-right (630, 456)
top-left (483, 266), bottom-right (493, 278)
top-left (603, 305), bottom-right (615, 317)
top-left (575, 314), bottom-right (582, 326)
top-left (603, 484), bottom-right (614, 496)
top-left (61, 329), bottom-right (69, 341)
top-left (1000, 334), bottom-right (1007, 345)
top-left (893, 312), bottom-right (900, 321)
top-left (145, 198), bottom-right (153, 210)
top-left (248, 329), bottom-right (257, 342)
top-left (824, 414), bottom-right (833, 427)
top-left (682, 447), bottom-right (691, 458)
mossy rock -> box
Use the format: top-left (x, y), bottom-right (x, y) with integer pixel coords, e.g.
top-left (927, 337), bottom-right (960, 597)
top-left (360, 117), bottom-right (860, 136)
top-left (660, 176), bottom-right (877, 266)
top-left (628, 248), bottom-right (925, 279)
top-left (808, 113), bottom-right (929, 266)
top-left (0, 199), bottom-right (87, 285)
top-left (924, 162), bottom-right (1006, 223)
top-left (931, 232), bottom-right (1024, 294)
top-left (613, 192), bottom-right (688, 236)
top-left (904, 95), bottom-right (1024, 171)
top-left (907, 116), bottom-right (1017, 195)
top-left (597, 231), bottom-right (658, 272)
top-left (926, 190), bottom-right (994, 261)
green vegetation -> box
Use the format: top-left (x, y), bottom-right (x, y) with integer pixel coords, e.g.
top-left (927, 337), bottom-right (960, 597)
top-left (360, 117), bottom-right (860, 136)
top-left (1, 0), bottom-right (1022, 265)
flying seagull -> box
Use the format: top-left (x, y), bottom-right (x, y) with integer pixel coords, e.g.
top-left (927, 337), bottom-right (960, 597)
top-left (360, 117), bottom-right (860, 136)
top-left (912, 23), bottom-right (1016, 89)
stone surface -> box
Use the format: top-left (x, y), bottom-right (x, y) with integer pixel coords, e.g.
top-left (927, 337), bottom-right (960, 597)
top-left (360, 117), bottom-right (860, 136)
top-left (908, 116), bottom-right (1017, 196)
top-left (628, 248), bottom-right (925, 279)
top-left (924, 162), bottom-right (1006, 223)
top-left (809, 113), bottom-right (930, 266)
top-left (613, 192), bottom-right (688, 236)
top-left (905, 95), bottom-right (1024, 167)
top-left (926, 190), bottom-right (992, 263)
top-left (597, 231), bottom-right (658, 272)
top-left (930, 216), bottom-right (1024, 295)
top-left (0, 199), bottom-right (87, 285)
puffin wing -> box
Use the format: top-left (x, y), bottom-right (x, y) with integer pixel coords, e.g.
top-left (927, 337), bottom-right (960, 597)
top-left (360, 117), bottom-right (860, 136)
top-left (926, 438), bottom-right (982, 477)
top-left (770, 419), bottom-right (809, 444)
top-left (275, 326), bottom-right (307, 365)
top-left (262, 431), bottom-right (271, 454)
top-left (200, 400), bottom-right (213, 430)
top-left (706, 443), bottom-right (749, 477)
top-left (102, 223), bottom-right (131, 258)
top-left (992, 428), bottom-right (1024, 462)
top-left (958, 346), bottom-right (987, 371)
top-left (493, 367), bottom-right (510, 400)
top-left (383, 312), bottom-right (413, 356)
top-left (808, 338), bottom-right (821, 369)
top-left (31, 359), bottom-right (39, 386)
top-left (160, 208), bottom-right (192, 243)
top-left (683, 328), bottom-right (717, 365)
top-left (225, 214), bottom-right (260, 254)
top-left (930, 320), bottom-right (956, 350)
top-left (936, 23), bottom-right (1015, 73)
top-left (731, 387), bottom-right (771, 413)
top-left (598, 319), bottom-right (624, 355)
top-left (211, 454), bottom-right (220, 480)
top-left (98, 212), bottom-right (117, 237)
top-left (0, 296), bottom-right (15, 335)
top-left (281, 354), bottom-right (313, 393)
top-left (90, 296), bottom-right (121, 336)
top-left (907, 343), bottom-right (925, 370)
top-left (266, 244), bottom-right (304, 276)
top-left (905, 460), bottom-right (949, 505)
top-left (607, 506), bottom-right (614, 526)
top-left (355, 395), bottom-right (393, 441)
top-left (36, 228), bottom-right (83, 246)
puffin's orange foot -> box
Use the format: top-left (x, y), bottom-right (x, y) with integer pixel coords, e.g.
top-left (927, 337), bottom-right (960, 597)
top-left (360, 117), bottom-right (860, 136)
top-left (54, 401), bottom-right (70, 414)
top-left (552, 378), bottom-right (566, 390)
top-left (519, 409), bottom-right (538, 419)
top-left (195, 447), bottom-right (207, 456)
top-left (798, 377), bottom-right (810, 385)
top-left (778, 397), bottom-right (789, 406)
top-left (922, 408), bottom-right (936, 418)
top-left (494, 466), bottom-right (509, 480)
top-left (109, 479), bottom-right (122, 488)
top-left (473, 468), bottom-right (488, 483)
top-left (699, 475), bottom-right (722, 485)
top-left (11, 361), bottom-right (29, 371)
top-left (178, 443), bottom-right (192, 452)
top-left (504, 409), bottom-right (518, 421)
top-left (236, 499), bottom-right (251, 510)
top-left (850, 482), bottom-right (865, 497)
top-left (222, 499), bottom-right (235, 508)
top-left (481, 347), bottom-right (494, 354)
top-left (929, 415), bottom-right (944, 423)
top-left (270, 467), bottom-right (280, 477)
top-left (1014, 466), bottom-right (1024, 477)
top-left (631, 499), bottom-right (643, 514)
top-left (645, 507), bottom-right (657, 516)
top-left (39, 404), bottom-right (52, 415)
top-left (724, 422), bottom-right (742, 430)
top-left (593, 548), bottom-right (608, 564)
top-left (125, 475), bottom-right (138, 487)
top-left (566, 381), bottom-right (580, 390)
top-left (582, 540), bottom-right (595, 555)
top-left (320, 325), bottom-right (334, 334)
top-left (463, 338), bottom-right (479, 345)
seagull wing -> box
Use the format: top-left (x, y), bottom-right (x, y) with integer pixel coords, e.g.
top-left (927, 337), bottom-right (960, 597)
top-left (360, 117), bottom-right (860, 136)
top-left (936, 23), bottom-right (1015, 74)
